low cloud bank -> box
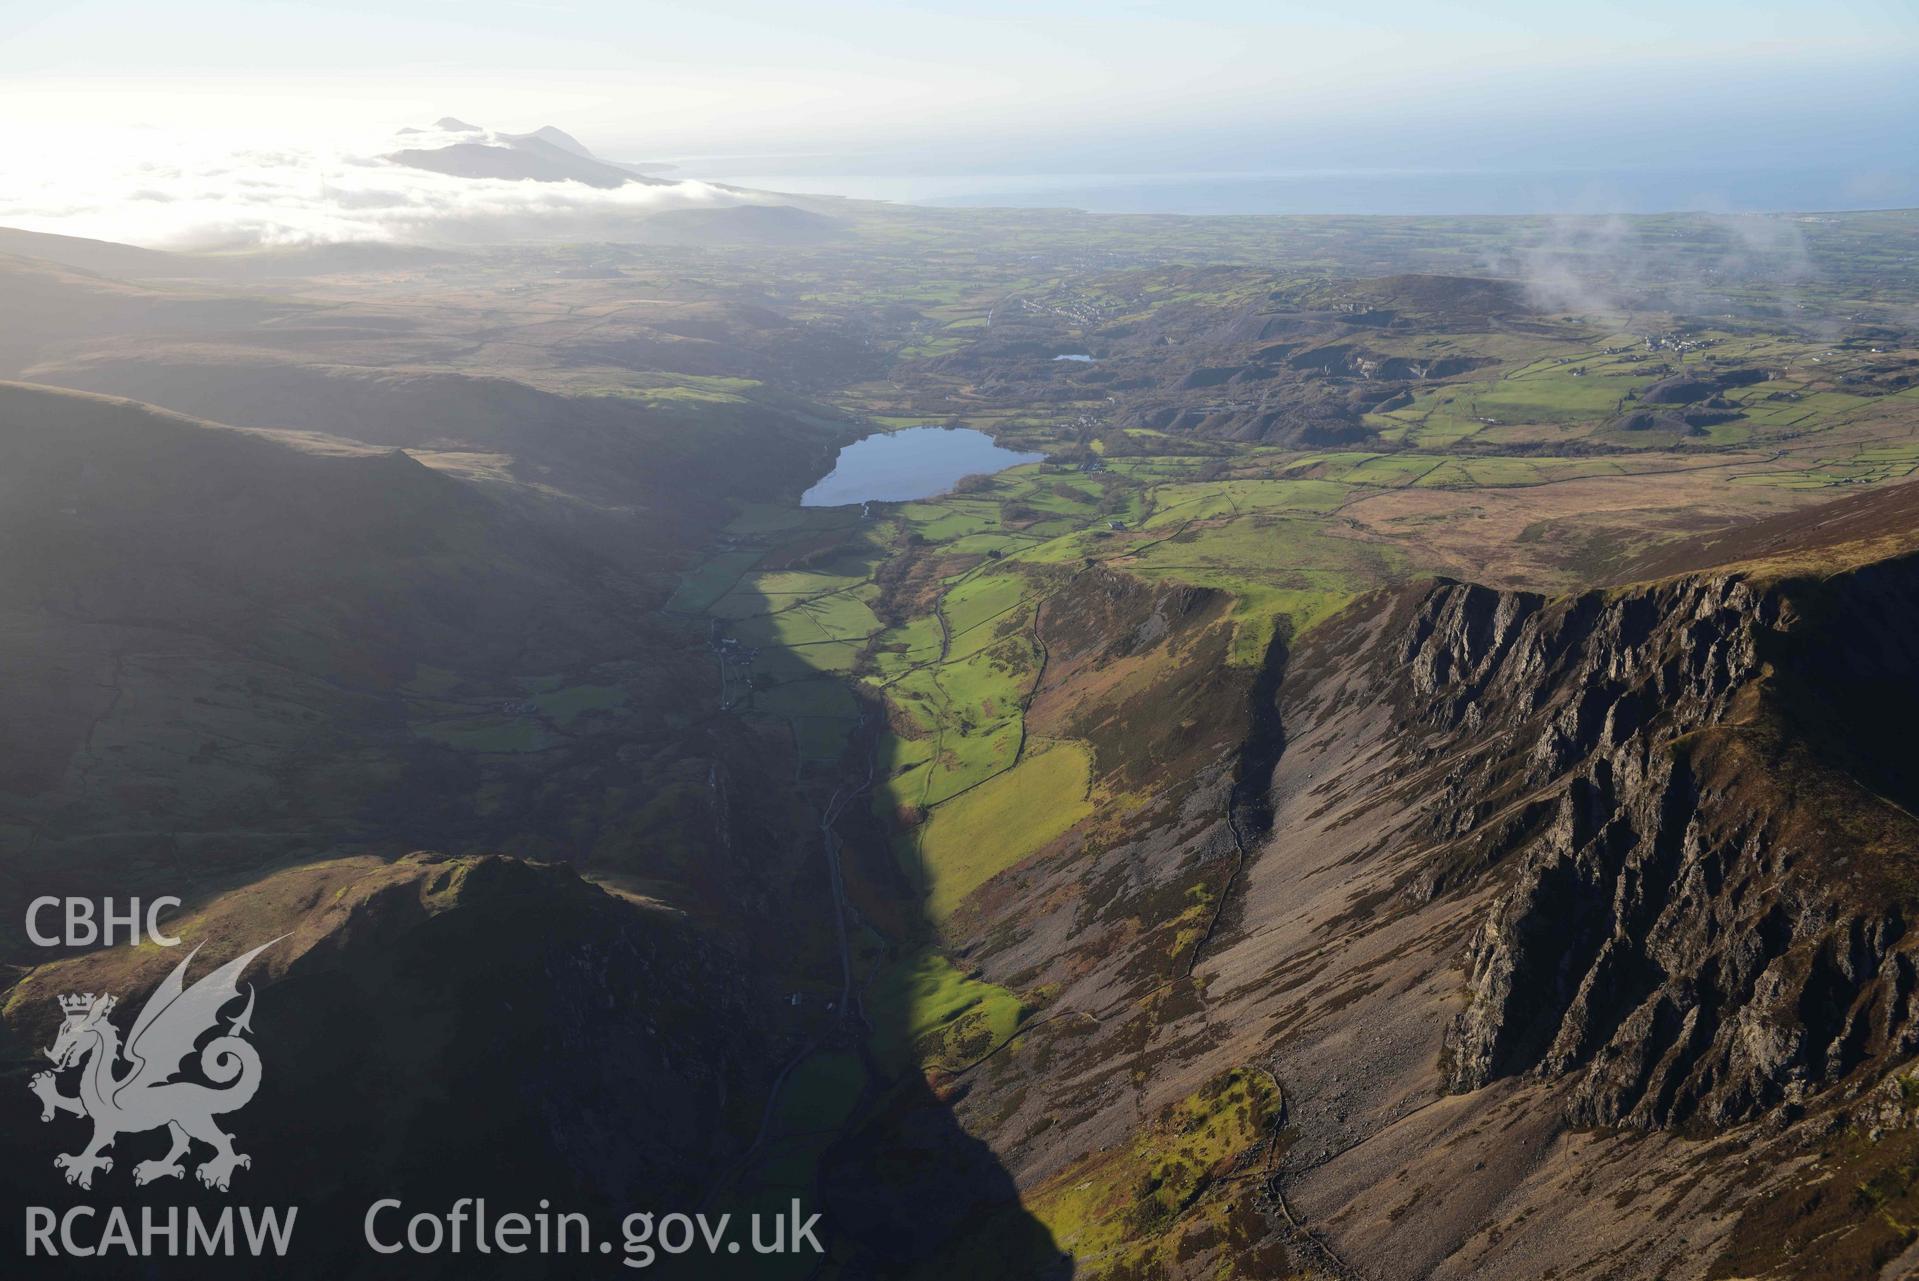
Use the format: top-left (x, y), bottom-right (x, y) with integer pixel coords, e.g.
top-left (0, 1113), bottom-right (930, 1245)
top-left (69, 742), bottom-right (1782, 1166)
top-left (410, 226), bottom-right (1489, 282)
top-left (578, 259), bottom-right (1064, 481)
top-left (1490, 212), bottom-right (1820, 323)
top-left (0, 123), bottom-right (745, 251)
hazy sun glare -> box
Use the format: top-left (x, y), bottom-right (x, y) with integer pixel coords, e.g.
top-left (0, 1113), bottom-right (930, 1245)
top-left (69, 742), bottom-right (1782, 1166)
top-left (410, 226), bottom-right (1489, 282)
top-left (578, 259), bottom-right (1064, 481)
top-left (0, 119), bottom-right (742, 251)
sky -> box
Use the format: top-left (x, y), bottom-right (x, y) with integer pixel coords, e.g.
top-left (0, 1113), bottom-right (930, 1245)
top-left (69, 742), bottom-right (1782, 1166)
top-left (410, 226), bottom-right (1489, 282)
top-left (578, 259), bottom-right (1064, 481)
top-left (1, 0), bottom-right (1915, 241)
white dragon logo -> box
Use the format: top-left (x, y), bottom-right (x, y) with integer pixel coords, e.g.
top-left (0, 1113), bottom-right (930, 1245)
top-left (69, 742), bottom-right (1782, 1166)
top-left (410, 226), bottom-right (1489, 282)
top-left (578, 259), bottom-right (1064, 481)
top-left (28, 938), bottom-right (282, 1192)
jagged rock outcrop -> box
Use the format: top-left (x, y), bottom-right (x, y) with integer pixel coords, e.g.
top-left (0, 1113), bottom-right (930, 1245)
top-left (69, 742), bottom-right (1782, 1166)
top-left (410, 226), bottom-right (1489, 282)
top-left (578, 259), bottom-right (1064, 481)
top-left (1393, 561), bottom-right (1919, 1130)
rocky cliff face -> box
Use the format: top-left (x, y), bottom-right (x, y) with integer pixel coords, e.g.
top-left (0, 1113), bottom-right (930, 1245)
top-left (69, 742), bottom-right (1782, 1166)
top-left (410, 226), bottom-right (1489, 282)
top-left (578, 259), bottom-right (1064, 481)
top-left (903, 491), bottom-right (1919, 1280)
top-left (1395, 560), bottom-right (1919, 1131)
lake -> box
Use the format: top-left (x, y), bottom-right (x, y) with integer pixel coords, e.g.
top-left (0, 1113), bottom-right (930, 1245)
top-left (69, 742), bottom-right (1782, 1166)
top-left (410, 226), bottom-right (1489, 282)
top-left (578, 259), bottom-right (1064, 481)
top-left (801, 427), bottom-right (1047, 507)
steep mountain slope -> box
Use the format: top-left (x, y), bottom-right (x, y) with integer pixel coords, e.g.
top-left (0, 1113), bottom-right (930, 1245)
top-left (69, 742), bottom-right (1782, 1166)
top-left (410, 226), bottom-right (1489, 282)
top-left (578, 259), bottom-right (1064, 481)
top-left (1431, 563), bottom-right (1919, 1131)
top-left (0, 852), bottom-right (780, 1278)
top-left (24, 356), bottom-right (846, 525)
top-left (0, 240), bottom-right (874, 514)
top-left (894, 479), bottom-right (1919, 1278)
top-left (0, 384), bottom-right (657, 917)
top-left (1282, 482), bottom-right (1919, 1280)
top-left (0, 378), bottom-right (1058, 1276)
top-left (0, 383), bottom-right (839, 976)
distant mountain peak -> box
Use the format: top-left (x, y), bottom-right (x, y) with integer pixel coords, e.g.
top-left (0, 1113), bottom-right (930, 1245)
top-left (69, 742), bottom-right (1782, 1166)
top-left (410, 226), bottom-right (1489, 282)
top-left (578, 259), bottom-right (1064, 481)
top-left (386, 121), bottom-right (672, 189)
top-left (517, 125), bottom-right (592, 158)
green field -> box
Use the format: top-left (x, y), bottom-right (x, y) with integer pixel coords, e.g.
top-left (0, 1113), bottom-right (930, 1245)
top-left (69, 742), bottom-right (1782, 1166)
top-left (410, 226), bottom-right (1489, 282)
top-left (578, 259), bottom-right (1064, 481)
top-left (866, 947), bottom-right (1028, 1073)
top-left (913, 741), bottom-right (1095, 919)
